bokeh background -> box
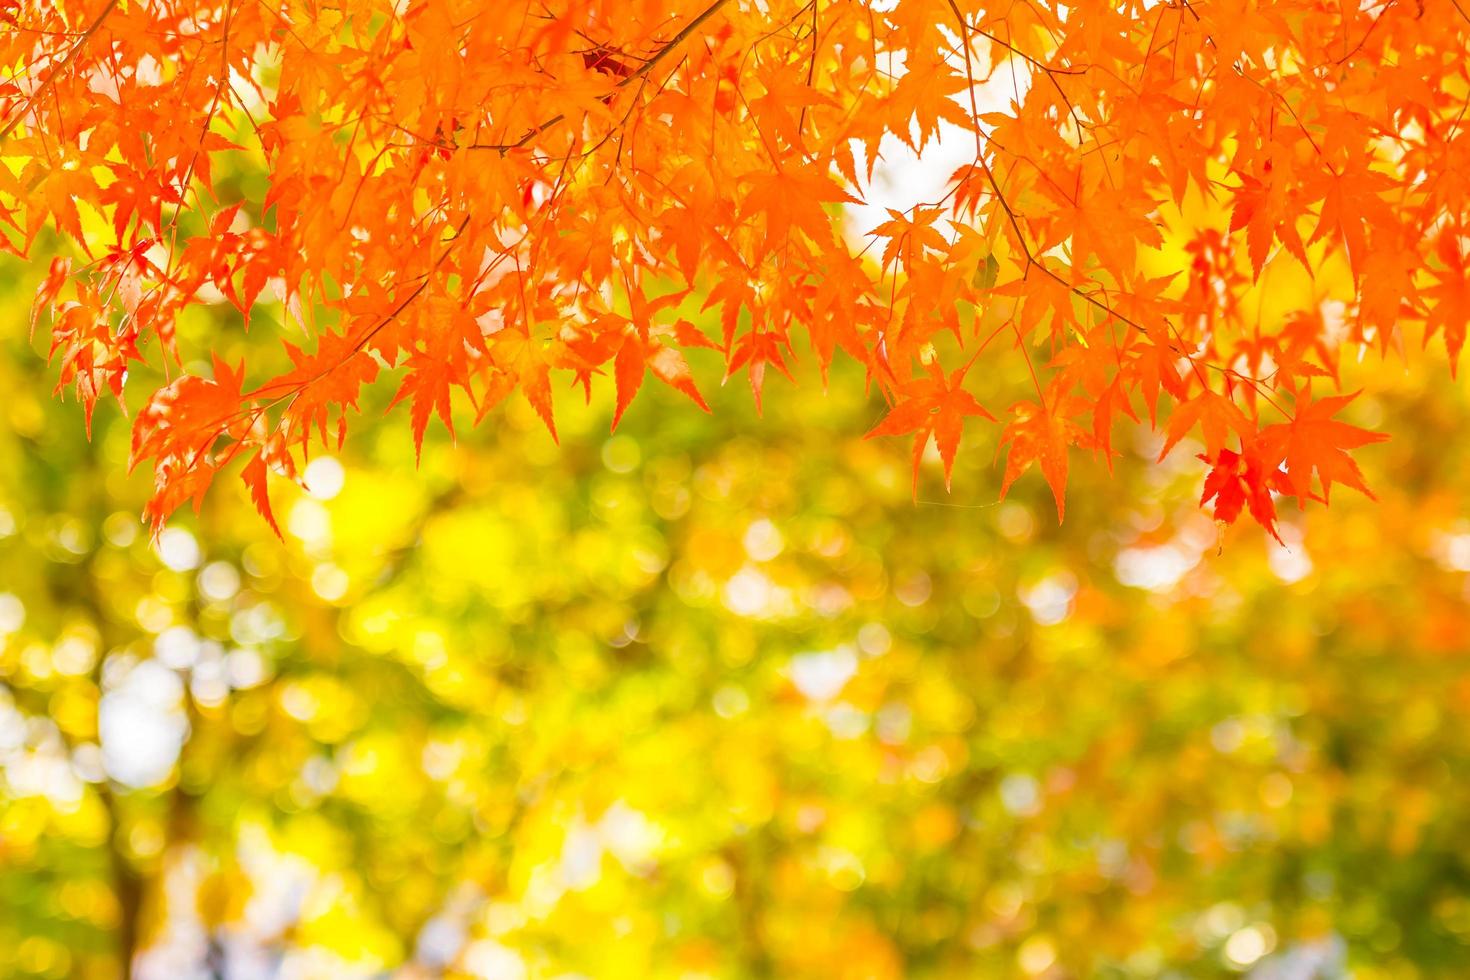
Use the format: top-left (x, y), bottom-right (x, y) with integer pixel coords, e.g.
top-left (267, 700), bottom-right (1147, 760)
top-left (5, 185), bottom-right (1470, 979)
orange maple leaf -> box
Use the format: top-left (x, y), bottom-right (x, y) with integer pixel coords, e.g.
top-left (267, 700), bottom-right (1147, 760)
top-left (867, 360), bottom-right (994, 494)
top-left (1259, 392), bottom-right (1388, 503)
top-left (612, 333), bottom-right (711, 430)
top-left (1157, 388), bottom-right (1255, 461)
top-left (997, 396), bottom-right (1090, 522)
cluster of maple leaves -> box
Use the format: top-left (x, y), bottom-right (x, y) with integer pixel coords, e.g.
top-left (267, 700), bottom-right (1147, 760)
top-left (5, 0), bottom-right (1468, 537)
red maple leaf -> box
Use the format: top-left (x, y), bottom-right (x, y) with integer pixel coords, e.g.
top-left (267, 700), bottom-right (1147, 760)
top-left (1198, 445), bottom-right (1284, 543)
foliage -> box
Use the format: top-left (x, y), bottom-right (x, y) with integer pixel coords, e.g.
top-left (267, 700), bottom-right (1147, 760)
top-left (6, 0), bottom-right (1466, 536)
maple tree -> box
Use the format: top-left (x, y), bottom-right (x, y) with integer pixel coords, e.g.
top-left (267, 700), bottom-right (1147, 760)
top-left (6, 0), bottom-right (1469, 537)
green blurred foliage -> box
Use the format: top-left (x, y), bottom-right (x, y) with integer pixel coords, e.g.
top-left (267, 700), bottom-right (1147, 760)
top-left (3, 242), bottom-right (1470, 980)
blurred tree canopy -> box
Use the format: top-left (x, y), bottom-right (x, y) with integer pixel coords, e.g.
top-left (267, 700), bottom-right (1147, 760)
top-left (5, 215), bottom-right (1470, 979)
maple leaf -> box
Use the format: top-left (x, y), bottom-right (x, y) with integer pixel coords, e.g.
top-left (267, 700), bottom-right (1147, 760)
top-left (521, 357), bottom-right (559, 445)
top-left (1128, 333), bottom-right (1189, 425)
top-left (241, 451), bottom-right (282, 539)
top-left (1357, 230), bottom-right (1420, 343)
top-left (1273, 308), bottom-right (1340, 386)
top-left (1259, 392), bottom-right (1388, 503)
top-left (99, 164), bottom-right (177, 239)
top-left (748, 72), bottom-right (834, 153)
top-left (30, 162), bottom-right (99, 256)
top-left (1423, 231), bottom-right (1470, 374)
top-left (739, 165), bottom-right (856, 251)
top-left (808, 252), bottom-right (879, 378)
top-left (727, 330), bottom-right (795, 414)
top-left (1197, 446), bottom-right (1284, 543)
top-left (250, 331), bottom-right (381, 452)
top-left (1157, 388), bottom-right (1255, 461)
top-left (885, 60), bottom-right (973, 151)
top-left (1062, 183), bottom-right (1163, 282)
top-left (866, 361), bottom-right (994, 494)
top-left (997, 397), bottom-right (1090, 522)
top-left (612, 334), bottom-right (711, 430)
top-left (1306, 161), bottom-right (1392, 282)
top-left (131, 354), bottom-right (247, 469)
top-left (30, 256), bottom-right (70, 338)
top-left (389, 352), bottom-right (462, 462)
top-left (1229, 169), bottom-right (1309, 281)
top-left (869, 207), bottom-right (949, 273)
top-left (1091, 376), bottom-right (1136, 471)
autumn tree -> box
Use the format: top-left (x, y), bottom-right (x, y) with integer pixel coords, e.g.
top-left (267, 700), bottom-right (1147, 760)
top-left (6, 0), bottom-right (1469, 536)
